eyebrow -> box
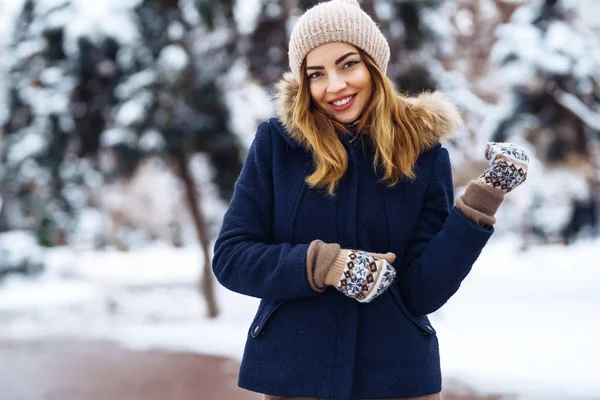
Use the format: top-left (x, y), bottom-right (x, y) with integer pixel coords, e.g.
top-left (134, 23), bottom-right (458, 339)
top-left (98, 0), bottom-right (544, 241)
top-left (306, 52), bottom-right (359, 71)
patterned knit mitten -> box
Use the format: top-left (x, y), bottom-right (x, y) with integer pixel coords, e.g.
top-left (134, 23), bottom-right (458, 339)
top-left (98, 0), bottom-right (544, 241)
top-left (325, 250), bottom-right (396, 303)
top-left (477, 142), bottom-right (529, 193)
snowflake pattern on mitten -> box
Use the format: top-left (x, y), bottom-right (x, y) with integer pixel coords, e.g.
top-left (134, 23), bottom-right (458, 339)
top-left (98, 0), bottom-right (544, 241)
top-left (340, 251), bottom-right (370, 298)
top-left (478, 143), bottom-right (529, 193)
top-left (358, 262), bottom-right (397, 303)
top-left (337, 250), bottom-right (396, 303)
top-left (485, 142), bottom-right (530, 165)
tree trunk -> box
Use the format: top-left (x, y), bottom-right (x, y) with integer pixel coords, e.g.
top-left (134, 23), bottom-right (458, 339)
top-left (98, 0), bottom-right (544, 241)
top-left (172, 149), bottom-right (219, 319)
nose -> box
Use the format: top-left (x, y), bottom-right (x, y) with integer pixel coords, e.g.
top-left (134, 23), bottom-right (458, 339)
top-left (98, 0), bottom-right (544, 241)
top-left (327, 73), bottom-right (347, 93)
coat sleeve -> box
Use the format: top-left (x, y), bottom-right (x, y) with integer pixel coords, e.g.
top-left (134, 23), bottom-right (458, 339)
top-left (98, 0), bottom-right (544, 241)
top-left (398, 147), bottom-right (494, 316)
top-left (212, 122), bottom-right (316, 300)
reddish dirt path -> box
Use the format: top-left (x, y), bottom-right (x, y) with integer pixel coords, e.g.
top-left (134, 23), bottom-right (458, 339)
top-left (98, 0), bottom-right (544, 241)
top-left (0, 339), bottom-right (256, 400)
top-left (0, 339), bottom-right (508, 400)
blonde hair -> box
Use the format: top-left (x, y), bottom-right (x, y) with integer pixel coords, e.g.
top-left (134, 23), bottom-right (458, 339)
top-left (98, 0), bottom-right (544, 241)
top-left (292, 49), bottom-right (440, 195)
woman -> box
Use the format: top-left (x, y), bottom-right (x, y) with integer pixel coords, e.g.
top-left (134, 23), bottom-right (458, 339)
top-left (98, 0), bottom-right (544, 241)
top-left (213, 0), bottom-right (529, 399)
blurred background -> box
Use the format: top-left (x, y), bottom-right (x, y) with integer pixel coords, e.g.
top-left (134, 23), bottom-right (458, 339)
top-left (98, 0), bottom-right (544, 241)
top-left (0, 0), bottom-right (599, 399)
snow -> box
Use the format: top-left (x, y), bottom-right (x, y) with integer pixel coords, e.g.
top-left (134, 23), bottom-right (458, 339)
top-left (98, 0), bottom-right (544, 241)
top-left (115, 70), bottom-right (157, 100)
top-left (71, 207), bottom-right (108, 247)
top-left (422, 7), bottom-right (455, 43)
top-left (0, 0), bottom-right (26, 50)
top-left (22, 83), bottom-right (74, 116)
top-left (492, 1), bottom-right (600, 91)
top-left (52, 245), bottom-right (202, 287)
top-left (195, 27), bottom-right (232, 55)
top-left (39, 66), bottom-right (64, 86)
top-left (427, 60), bottom-right (493, 119)
top-left (114, 95), bottom-right (150, 126)
top-left (224, 60), bottom-right (274, 149)
top-left (554, 90), bottom-right (600, 131)
top-left (578, 0), bottom-right (600, 29)
top-left (6, 128), bottom-right (48, 165)
top-left (265, 2), bottom-right (283, 19)
top-left (13, 39), bottom-right (44, 60)
top-left (234, 0), bottom-right (262, 36)
top-left (1, 236), bottom-right (600, 398)
top-left (168, 22), bottom-right (185, 41)
top-left (0, 276), bottom-right (102, 310)
top-left (18, 159), bottom-right (50, 184)
top-left (138, 129), bottom-right (166, 152)
top-left (157, 44), bottom-right (189, 78)
top-left (374, 1), bottom-right (394, 21)
top-left (100, 127), bottom-right (138, 148)
top-left (454, 9), bottom-right (474, 37)
top-left (0, 231), bottom-right (43, 269)
top-left (62, 183), bottom-right (90, 211)
top-left (58, 0), bottom-right (140, 55)
top-left (178, 0), bottom-right (200, 26)
top-left (437, 235), bottom-right (600, 398)
top-left (545, 21), bottom-right (584, 61)
top-left (0, 0), bottom-right (599, 397)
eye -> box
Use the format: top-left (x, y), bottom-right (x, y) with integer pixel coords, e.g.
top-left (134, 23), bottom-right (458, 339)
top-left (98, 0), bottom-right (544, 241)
top-left (308, 72), bottom-right (322, 79)
top-left (343, 60), bottom-right (360, 69)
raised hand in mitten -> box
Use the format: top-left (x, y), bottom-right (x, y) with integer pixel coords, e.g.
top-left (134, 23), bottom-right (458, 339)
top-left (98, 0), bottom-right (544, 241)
top-left (478, 142), bottom-right (529, 193)
top-left (456, 142), bottom-right (530, 227)
top-left (324, 249), bottom-right (396, 303)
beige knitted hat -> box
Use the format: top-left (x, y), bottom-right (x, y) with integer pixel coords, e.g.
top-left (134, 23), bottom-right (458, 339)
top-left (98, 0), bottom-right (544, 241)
top-left (288, 0), bottom-right (390, 81)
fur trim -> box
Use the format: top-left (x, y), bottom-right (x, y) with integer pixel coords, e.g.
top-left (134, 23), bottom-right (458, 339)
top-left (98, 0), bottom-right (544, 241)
top-left (274, 72), bottom-right (462, 150)
top-left (403, 91), bottom-right (463, 143)
top-left (274, 72), bottom-right (310, 149)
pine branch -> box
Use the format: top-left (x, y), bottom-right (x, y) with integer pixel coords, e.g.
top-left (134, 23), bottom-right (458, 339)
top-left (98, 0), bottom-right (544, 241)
top-left (551, 88), bottom-right (600, 131)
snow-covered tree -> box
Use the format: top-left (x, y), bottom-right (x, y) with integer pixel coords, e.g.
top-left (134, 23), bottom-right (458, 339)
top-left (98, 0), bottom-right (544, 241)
top-left (1, 0), bottom-right (119, 245)
top-left (483, 0), bottom-right (600, 244)
top-left (243, 0), bottom-right (293, 87)
top-left (113, 0), bottom-right (245, 317)
top-left (0, 0), bottom-right (251, 315)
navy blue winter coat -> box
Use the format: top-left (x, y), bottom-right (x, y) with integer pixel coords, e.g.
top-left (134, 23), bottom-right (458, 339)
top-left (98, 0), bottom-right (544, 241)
top-left (213, 76), bottom-right (494, 399)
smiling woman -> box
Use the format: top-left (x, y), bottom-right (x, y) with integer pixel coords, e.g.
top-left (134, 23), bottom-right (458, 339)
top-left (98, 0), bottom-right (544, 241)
top-left (212, 0), bottom-right (530, 399)
top-left (304, 44), bottom-right (373, 124)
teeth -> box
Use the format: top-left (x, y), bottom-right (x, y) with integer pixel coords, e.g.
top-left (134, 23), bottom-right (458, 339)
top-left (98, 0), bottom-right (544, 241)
top-left (332, 96), bottom-right (354, 106)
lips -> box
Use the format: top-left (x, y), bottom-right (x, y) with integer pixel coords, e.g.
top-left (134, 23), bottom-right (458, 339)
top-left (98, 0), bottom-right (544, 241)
top-left (329, 94), bottom-right (357, 112)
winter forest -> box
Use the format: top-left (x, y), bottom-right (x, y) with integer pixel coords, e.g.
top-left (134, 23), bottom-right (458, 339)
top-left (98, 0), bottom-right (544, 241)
top-left (1, 0), bottom-right (600, 399)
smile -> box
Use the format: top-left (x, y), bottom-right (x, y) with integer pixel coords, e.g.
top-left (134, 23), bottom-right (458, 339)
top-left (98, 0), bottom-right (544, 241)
top-left (329, 94), bottom-right (357, 111)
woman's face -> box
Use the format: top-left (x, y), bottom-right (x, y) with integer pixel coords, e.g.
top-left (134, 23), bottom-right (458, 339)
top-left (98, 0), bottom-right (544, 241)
top-left (305, 42), bottom-right (373, 124)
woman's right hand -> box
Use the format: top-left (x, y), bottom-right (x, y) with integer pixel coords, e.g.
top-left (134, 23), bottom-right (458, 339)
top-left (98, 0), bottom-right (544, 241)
top-left (325, 250), bottom-right (397, 303)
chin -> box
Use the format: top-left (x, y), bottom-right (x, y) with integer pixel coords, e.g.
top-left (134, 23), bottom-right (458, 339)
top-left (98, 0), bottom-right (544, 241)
top-left (332, 102), bottom-right (367, 124)
top-left (335, 115), bottom-right (357, 124)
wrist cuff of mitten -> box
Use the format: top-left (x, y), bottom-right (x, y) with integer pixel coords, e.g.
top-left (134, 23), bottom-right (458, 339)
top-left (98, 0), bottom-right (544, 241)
top-left (456, 180), bottom-right (505, 227)
top-left (324, 251), bottom-right (349, 287)
top-left (307, 240), bottom-right (341, 292)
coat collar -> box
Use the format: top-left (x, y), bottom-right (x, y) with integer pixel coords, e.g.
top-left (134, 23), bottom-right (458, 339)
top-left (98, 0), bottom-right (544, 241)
top-left (273, 72), bottom-right (463, 151)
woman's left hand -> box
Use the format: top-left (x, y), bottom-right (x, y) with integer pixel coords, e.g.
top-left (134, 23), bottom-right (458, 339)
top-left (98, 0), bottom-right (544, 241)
top-left (477, 142), bottom-right (529, 193)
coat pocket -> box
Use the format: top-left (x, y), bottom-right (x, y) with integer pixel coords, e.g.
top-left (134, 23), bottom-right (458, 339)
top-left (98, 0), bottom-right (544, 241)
top-left (249, 298), bottom-right (289, 338)
top-left (390, 286), bottom-right (436, 335)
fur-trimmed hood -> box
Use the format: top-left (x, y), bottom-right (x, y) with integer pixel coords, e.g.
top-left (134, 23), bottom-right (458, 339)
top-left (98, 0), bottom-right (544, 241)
top-left (274, 72), bottom-right (463, 150)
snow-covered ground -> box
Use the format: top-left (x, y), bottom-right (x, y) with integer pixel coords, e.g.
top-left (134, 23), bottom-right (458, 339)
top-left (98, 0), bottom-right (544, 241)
top-left (0, 236), bottom-right (599, 399)
top-left (436, 235), bottom-right (600, 399)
